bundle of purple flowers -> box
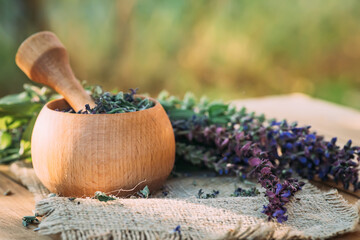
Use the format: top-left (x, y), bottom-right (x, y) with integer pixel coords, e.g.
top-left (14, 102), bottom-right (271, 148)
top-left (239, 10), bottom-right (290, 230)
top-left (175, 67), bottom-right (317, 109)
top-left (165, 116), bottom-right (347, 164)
top-left (159, 92), bottom-right (360, 223)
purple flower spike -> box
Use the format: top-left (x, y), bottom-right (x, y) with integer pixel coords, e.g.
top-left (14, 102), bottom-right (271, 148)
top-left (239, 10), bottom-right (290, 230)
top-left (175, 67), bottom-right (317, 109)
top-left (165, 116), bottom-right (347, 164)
top-left (166, 93), bottom-right (360, 222)
top-left (275, 183), bottom-right (283, 195)
top-left (249, 157), bottom-right (261, 167)
top-left (261, 167), bottom-right (271, 175)
top-left (276, 214), bottom-right (288, 223)
top-left (299, 157), bottom-right (307, 164)
top-left (272, 209), bottom-right (285, 217)
top-left (281, 190), bottom-right (291, 198)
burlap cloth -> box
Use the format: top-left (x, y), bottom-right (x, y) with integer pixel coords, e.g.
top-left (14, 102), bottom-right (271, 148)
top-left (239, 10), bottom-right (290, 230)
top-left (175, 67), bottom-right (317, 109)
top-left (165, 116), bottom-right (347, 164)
top-left (10, 162), bottom-right (360, 240)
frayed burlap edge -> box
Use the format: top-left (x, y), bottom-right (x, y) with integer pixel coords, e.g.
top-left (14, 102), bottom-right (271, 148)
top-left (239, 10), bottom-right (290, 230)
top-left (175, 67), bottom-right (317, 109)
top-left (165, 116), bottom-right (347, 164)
top-left (218, 221), bottom-right (302, 240)
top-left (315, 190), bottom-right (359, 239)
top-left (35, 198), bottom-right (301, 240)
top-left (34, 190), bottom-right (359, 240)
top-left (203, 190), bottom-right (359, 240)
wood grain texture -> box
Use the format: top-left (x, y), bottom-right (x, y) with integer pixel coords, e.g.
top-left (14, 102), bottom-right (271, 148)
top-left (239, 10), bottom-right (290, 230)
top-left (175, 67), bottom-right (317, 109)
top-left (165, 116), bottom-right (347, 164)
top-left (15, 31), bottom-right (95, 111)
top-left (0, 172), bottom-right (54, 240)
top-left (31, 97), bottom-right (175, 197)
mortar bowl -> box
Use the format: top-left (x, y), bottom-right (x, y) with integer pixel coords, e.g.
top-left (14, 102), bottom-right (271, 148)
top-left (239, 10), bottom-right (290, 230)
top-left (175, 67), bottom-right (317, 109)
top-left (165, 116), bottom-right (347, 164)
top-left (31, 97), bottom-right (175, 197)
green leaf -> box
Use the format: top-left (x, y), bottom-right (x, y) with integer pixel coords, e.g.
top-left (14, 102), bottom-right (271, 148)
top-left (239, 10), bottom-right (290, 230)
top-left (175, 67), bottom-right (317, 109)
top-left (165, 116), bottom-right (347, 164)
top-left (0, 96), bottom-right (42, 117)
top-left (22, 220), bottom-right (28, 227)
top-left (209, 116), bottom-right (229, 125)
top-left (1, 148), bottom-right (19, 155)
top-left (107, 108), bottom-right (125, 114)
top-left (0, 92), bottom-right (30, 105)
top-left (157, 90), bottom-right (170, 101)
top-left (208, 103), bottom-right (228, 117)
top-left (0, 153), bottom-right (21, 163)
top-left (22, 113), bottom-right (38, 141)
top-left (167, 109), bottom-right (196, 120)
top-left (258, 114), bottom-right (266, 123)
top-left (0, 116), bottom-right (28, 130)
top-left (94, 191), bottom-right (116, 202)
top-left (0, 90), bottom-right (44, 117)
top-left (198, 96), bottom-right (210, 114)
top-left (158, 100), bottom-right (174, 111)
top-left (115, 92), bottom-right (124, 101)
top-left (137, 98), bottom-right (149, 108)
top-left (91, 86), bottom-right (103, 98)
top-left (182, 92), bottom-right (196, 110)
top-left (19, 140), bottom-right (31, 156)
top-left (23, 84), bottom-right (48, 103)
top-left (139, 185), bottom-right (150, 198)
top-left (0, 131), bottom-right (12, 150)
top-left (110, 88), bottom-right (119, 94)
top-left (22, 216), bottom-right (39, 227)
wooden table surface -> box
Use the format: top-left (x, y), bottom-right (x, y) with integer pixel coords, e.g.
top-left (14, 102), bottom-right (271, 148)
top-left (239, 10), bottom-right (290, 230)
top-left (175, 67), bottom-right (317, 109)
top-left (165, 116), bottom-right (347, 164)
top-left (0, 94), bottom-right (359, 240)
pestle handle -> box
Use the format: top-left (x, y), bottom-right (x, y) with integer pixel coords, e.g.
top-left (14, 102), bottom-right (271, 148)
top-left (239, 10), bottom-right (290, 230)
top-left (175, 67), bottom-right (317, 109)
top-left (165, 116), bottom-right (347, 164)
top-left (15, 31), bottom-right (95, 112)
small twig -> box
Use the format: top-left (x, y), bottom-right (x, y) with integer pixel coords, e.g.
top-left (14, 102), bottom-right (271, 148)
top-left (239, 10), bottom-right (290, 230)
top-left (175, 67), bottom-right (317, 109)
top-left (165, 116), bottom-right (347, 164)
top-left (104, 179), bottom-right (147, 196)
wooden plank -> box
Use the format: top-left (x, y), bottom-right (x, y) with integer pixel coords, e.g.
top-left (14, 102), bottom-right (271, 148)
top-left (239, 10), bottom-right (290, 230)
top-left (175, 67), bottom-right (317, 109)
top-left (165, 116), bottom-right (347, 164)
top-left (333, 226), bottom-right (360, 240)
top-left (0, 164), bottom-right (22, 185)
top-left (0, 172), bottom-right (55, 239)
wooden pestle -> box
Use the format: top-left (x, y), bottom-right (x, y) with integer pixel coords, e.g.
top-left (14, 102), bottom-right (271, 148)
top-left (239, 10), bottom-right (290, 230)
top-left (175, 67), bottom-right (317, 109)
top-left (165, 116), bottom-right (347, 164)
top-left (15, 31), bottom-right (95, 112)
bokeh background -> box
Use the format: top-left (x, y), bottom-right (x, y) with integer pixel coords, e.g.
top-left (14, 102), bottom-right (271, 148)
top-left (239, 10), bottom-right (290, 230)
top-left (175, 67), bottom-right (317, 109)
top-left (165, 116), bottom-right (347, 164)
top-left (1, 0), bottom-right (360, 109)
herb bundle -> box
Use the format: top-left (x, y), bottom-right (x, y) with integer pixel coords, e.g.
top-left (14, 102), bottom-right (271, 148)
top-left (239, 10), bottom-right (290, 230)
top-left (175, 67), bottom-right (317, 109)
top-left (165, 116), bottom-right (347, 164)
top-left (0, 84), bottom-right (56, 163)
top-left (158, 91), bottom-right (360, 222)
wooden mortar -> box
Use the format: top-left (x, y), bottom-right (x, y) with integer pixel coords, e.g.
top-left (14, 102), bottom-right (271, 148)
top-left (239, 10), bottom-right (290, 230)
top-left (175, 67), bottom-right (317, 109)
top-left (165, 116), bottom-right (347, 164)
top-left (16, 32), bottom-right (175, 197)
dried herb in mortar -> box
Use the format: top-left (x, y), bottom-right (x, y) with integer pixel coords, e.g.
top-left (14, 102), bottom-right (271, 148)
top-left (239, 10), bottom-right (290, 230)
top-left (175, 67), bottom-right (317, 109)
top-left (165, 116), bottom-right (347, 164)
top-left (59, 87), bottom-right (154, 114)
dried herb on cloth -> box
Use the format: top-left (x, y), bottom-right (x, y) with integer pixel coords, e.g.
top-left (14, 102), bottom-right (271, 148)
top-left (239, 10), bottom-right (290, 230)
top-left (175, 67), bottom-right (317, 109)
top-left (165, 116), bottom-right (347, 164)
top-left (3, 189), bottom-right (12, 196)
top-left (22, 215), bottom-right (40, 227)
top-left (137, 185), bottom-right (150, 198)
top-left (94, 191), bottom-right (116, 202)
top-left (231, 187), bottom-right (260, 197)
top-left (197, 189), bottom-right (220, 199)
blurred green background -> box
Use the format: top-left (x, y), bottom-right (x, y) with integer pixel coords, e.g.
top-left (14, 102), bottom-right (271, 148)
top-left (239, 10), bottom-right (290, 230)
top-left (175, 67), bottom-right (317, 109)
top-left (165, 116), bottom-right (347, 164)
top-left (1, 0), bottom-right (360, 109)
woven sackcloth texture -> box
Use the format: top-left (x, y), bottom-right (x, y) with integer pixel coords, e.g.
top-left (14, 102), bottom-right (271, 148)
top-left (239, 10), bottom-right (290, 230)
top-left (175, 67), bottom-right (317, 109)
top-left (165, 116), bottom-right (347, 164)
top-left (10, 162), bottom-right (360, 240)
